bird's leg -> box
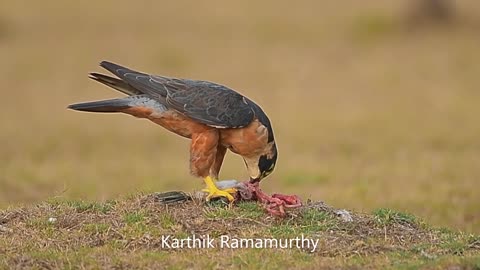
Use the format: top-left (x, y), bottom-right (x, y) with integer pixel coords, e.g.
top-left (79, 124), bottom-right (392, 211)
top-left (203, 145), bottom-right (237, 201)
top-left (202, 176), bottom-right (237, 202)
top-left (209, 145), bottom-right (227, 181)
top-left (190, 133), bottom-right (236, 202)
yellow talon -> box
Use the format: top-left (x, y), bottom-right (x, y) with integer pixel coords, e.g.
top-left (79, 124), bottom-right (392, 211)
top-left (202, 176), bottom-right (237, 202)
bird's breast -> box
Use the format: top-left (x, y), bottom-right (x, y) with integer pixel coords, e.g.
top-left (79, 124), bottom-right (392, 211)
top-left (219, 119), bottom-right (269, 157)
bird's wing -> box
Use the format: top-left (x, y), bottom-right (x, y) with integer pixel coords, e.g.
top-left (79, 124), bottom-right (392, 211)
top-left (162, 78), bottom-right (254, 128)
top-left (100, 61), bottom-right (255, 128)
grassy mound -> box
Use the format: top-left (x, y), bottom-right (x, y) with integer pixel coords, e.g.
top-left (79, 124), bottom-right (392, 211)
top-left (1, 194), bottom-right (479, 269)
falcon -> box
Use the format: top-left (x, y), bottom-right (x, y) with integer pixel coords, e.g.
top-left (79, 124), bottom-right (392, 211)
top-left (69, 61), bottom-right (300, 215)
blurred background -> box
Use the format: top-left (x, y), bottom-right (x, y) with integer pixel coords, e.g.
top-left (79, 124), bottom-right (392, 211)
top-left (1, 1), bottom-right (479, 232)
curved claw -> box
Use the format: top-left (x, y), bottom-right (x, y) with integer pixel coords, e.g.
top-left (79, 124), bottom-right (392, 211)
top-left (202, 188), bottom-right (236, 202)
top-left (202, 176), bottom-right (237, 202)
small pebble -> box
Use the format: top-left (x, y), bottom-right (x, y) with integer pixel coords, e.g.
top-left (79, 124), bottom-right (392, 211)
top-left (48, 217), bottom-right (57, 223)
top-left (335, 209), bottom-right (353, 222)
top-left (0, 225), bottom-right (13, 233)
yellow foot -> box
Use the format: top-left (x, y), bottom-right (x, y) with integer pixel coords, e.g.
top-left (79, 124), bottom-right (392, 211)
top-left (202, 176), bottom-right (237, 202)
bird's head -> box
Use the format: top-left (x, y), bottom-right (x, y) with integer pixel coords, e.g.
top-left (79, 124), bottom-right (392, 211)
top-left (245, 142), bottom-right (278, 183)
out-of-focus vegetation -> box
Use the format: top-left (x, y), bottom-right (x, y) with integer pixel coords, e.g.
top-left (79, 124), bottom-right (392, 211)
top-left (1, 0), bottom-right (480, 234)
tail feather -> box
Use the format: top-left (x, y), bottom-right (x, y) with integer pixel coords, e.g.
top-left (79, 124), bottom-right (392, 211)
top-left (67, 98), bottom-right (131, 113)
top-left (88, 73), bottom-right (141, 96)
top-left (69, 61), bottom-right (157, 113)
top-left (99, 61), bottom-right (146, 79)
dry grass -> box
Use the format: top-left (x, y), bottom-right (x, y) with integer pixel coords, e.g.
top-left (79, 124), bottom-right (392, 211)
top-left (0, 195), bottom-right (479, 269)
top-left (1, 1), bottom-right (480, 267)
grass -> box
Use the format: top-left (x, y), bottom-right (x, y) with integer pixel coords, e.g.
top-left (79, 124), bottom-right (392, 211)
top-left (373, 208), bottom-right (417, 226)
top-left (1, 194), bottom-right (479, 269)
top-left (123, 211), bottom-right (145, 224)
top-left (1, 1), bottom-right (479, 235)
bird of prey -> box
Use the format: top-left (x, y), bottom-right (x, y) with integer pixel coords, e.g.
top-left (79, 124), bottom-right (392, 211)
top-left (69, 61), bottom-right (299, 214)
